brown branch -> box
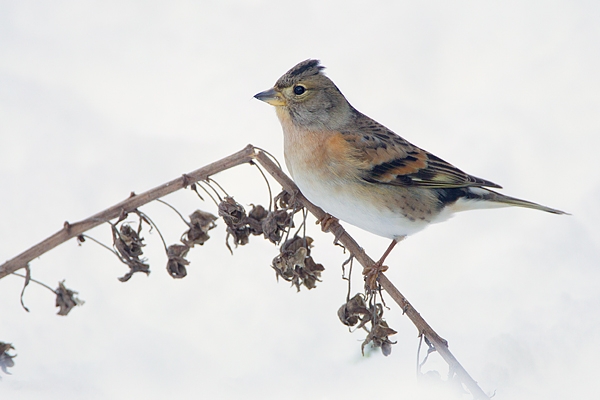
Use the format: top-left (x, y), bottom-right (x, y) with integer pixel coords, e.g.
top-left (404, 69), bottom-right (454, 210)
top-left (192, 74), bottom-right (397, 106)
top-left (253, 150), bottom-right (490, 400)
top-left (0, 144), bottom-right (489, 399)
top-left (0, 144), bottom-right (256, 279)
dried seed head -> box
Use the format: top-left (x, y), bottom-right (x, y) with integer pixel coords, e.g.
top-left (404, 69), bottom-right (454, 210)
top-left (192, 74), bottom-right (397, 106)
top-left (362, 320), bottom-right (397, 357)
top-left (271, 236), bottom-right (324, 291)
top-left (182, 210), bottom-right (217, 247)
top-left (115, 224), bottom-right (145, 258)
top-left (166, 244), bottom-right (191, 279)
top-left (218, 196), bottom-right (246, 226)
top-left (302, 252), bottom-right (325, 289)
top-left (274, 190), bottom-right (295, 210)
top-left (55, 280), bottom-right (84, 316)
top-left (262, 209), bottom-right (294, 244)
top-left (190, 210), bottom-right (218, 231)
top-left (247, 204), bottom-right (268, 235)
top-left (338, 293), bottom-right (370, 327)
top-left (0, 342), bottom-right (16, 376)
top-left (111, 223), bottom-right (150, 282)
top-left (218, 197), bottom-right (251, 253)
top-left (339, 292), bottom-right (397, 355)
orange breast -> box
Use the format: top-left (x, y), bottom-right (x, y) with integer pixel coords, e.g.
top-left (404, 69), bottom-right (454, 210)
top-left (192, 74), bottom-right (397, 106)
top-left (284, 131), bottom-right (357, 181)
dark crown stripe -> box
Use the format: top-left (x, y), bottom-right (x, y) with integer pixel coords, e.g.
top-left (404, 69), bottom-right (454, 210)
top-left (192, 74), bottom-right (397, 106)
top-left (275, 59), bottom-right (326, 88)
top-left (287, 59), bottom-right (323, 77)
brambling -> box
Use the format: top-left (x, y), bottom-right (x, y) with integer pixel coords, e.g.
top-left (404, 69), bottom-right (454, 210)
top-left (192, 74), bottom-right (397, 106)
top-left (255, 59), bottom-right (566, 273)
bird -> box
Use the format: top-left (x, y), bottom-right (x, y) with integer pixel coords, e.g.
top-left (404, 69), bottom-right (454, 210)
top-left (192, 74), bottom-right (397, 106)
top-left (254, 59), bottom-right (567, 282)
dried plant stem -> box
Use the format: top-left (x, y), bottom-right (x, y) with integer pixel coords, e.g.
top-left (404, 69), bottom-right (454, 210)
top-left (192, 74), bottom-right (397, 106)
top-left (254, 150), bottom-right (490, 400)
top-left (0, 144), bottom-right (488, 399)
top-left (0, 145), bottom-right (255, 280)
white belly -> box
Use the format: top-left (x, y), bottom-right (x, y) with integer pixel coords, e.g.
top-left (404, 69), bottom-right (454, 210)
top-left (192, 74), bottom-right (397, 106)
top-left (289, 165), bottom-right (430, 239)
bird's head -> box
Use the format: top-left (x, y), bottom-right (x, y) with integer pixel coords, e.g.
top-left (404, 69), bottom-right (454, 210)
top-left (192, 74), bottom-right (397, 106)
top-left (254, 59), bottom-right (351, 130)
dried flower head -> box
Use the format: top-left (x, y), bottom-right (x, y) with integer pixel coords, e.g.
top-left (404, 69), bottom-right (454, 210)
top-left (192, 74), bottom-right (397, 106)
top-left (271, 236), bottom-right (324, 291)
top-left (338, 292), bottom-right (396, 356)
top-left (274, 190), bottom-right (297, 210)
top-left (55, 280), bottom-right (84, 316)
top-left (0, 342), bottom-right (16, 376)
top-left (114, 224), bottom-right (145, 258)
top-left (247, 204), bottom-right (268, 236)
top-left (362, 320), bottom-right (397, 357)
top-left (218, 196), bottom-right (246, 226)
top-left (261, 209), bottom-right (294, 244)
top-left (218, 197), bottom-right (250, 253)
top-left (111, 223), bottom-right (150, 282)
top-left (166, 244), bottom-right (191, 279)
top-left (182, 210), bottom-right (217, 247)
top-left (337, 293), bottom-right (370, 327)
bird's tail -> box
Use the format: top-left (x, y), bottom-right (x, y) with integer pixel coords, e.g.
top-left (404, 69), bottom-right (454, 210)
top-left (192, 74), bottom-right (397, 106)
top-left (470, 187), bottom-right (569, 215)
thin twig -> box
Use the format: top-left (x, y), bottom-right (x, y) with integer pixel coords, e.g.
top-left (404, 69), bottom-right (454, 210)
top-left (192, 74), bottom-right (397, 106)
top-left (135, 210), bottom-right (168, 253)
top-left (251, 161), bottom-right (273, 211)
top-left (80, 234), bottom-right (119, 256)
top-left (11, 272), bottom-right (57, 294)
top-left (155, 199), bottom-right (191, 226)
top-left (253, 146), bottom-right (282, 170)
top-left (206, 178), bottom-right (228, 199)
top-left (0, 144), bottom-right (255, 279)
top-left (193, 182), bottom-right (219, 206)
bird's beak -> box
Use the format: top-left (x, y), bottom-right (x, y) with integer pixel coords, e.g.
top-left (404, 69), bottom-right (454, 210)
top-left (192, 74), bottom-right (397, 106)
top-left (254, 88), bottom-right (286, 106)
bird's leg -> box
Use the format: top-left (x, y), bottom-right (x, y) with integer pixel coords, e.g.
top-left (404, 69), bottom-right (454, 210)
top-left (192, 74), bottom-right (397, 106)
top-left (364, 236), bottom-right (406, 290)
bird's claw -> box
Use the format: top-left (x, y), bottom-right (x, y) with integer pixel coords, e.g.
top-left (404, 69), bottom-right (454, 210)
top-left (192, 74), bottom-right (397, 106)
top-left (364, 261), bottom-right (389, 291)
top-left (317, 213), bottom-right (339, 233)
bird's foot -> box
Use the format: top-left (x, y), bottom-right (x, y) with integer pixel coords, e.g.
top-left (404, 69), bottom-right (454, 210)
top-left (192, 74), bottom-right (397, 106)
top-left (317, 213), bottom-right (339, 233)
top-left (364, 261), bottom-right (389, 291)
top-left (363, 238), bottom-right (403, 291)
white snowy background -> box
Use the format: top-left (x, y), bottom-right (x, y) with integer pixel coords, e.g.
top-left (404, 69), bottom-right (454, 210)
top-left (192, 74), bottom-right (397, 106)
top-left (1, 1), bottom-right (599, 399)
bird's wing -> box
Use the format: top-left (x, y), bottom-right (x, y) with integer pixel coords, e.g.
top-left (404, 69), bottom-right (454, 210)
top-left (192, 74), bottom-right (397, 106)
top-left (342, 113), bottom-right (502, 189)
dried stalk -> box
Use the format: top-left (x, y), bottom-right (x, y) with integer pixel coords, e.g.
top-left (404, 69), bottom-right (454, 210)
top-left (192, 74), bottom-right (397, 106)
top-left (253, 151), bottom-right (489, 400)
top-left (0, 144), bottom-right (489, 399)
top-left (0, 145), bottom-right (255, 280)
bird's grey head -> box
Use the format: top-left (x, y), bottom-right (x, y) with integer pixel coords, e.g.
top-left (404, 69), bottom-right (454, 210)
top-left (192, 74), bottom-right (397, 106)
top-left (254, 59), bottom-right (352, 130)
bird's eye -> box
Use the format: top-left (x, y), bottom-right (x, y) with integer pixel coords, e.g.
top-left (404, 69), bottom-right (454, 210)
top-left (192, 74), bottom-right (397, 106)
top-left (293, 85), bottom-right (306, 95)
